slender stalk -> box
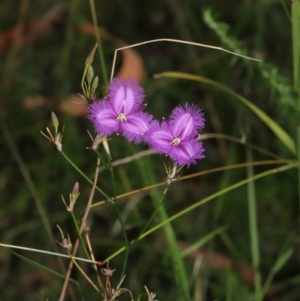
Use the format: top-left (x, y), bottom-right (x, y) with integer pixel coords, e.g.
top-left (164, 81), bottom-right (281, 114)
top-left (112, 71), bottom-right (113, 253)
top-left (61, 152), bottom-right (110, 200)
top-left (70, 257), bottom-right (100, 292)
top-left (91, 159), bottom-right (295, 208)
top-left (89, 0), bottom-right (108, 85)
top-left (81, 65), bottom-right (89, 97)
top-left (84, 230), bottom-right (104, 290)
top-left (246, 148), bottom-right (262, 301)
top-left (0, 243), bottom-right (102, 264)
top-left (58, 0), bottom-right (79, 81)
top-left (298, 126), bottom-right (300, 217)
top-left (139, 159), bottom-right (191, 301)
top-left (59, 158), bottom-right (101, 301)
top-left (291, 0), bottom-right (300, 220)
top-left (105, 186), bottom-right (169, 263)
top-left (105, 153), bottom-right (129, 280)
top-left (138, 186), bottom-right (169, 238)
top-left (155, 198), bottom-right (191, 301)
top-left (71, 213), bottom-right (90, 260)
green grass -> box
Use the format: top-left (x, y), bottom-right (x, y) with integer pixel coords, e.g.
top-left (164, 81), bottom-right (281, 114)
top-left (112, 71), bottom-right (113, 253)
top-left (0, 0), bottom-right (299, 300)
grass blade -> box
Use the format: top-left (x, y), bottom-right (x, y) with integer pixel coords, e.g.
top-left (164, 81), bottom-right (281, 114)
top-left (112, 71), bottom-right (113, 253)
top-left (155, 71), bottom-right (296, 155)
top-left (292, 0), bottom-right (300, 91)
top-left (246, 148), bottom-right (262, 301)
top-left (262, 248), bottom-right (293, 297)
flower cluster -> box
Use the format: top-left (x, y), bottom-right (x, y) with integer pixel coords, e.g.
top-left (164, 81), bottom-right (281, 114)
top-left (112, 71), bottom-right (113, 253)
top-left (88, 78), bottom-right (205, 167)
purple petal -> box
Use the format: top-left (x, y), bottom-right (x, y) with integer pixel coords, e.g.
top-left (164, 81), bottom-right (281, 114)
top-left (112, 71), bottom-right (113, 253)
top-left (108, 78), bottom-right (145, 114)
top-left (170, 139), bottom-right (205, 167)
top-left (121, 112), bottom-right (153, 143)
top-left (88, 99), bottom-right (119, 136)
top-left (170, 103), bottom-right (205, 138)
top-left (150, 130), bottom-right (173, 149)
top-left (146, 120), bottom-right (174, 153)
top-left (171, 112), bottom-right (195, 140)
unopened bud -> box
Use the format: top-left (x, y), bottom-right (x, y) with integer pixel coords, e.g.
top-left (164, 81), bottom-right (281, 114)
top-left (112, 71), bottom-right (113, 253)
top-left (71, 182), bottom-right (79, 197)
top-left (51, 112), bottom-right (59, 134)
top-left (85, 42), bottom-right (98, 67)
top-left (102, 138), bottom-right (112, 160)
top-left (92, 76), bottom-right (99, 92)
top-left (86, 66), bottom-right (94, 84)
top-left (56, 225), bottom-right (72, 254)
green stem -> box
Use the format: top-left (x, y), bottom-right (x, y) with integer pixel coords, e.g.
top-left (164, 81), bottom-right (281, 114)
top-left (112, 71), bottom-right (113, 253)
top-left (246, 148), bottom-right (262, 301)
top-left (291, 0), bottom-right (300, 218)
top-left (155, 197), bottom-right (191, 301)
top-left (106, 154), bottom-right (129, 280)
top-left (138, 186), bottom-right (168, 238)
top-left (298, 125), bottom-right (300, 219)
top-left (94, 149), bottom-right (129, 280)
top-left (61, 152), bottom-right (110, 200)
top-left (59, 0), bottom-right (79, 81)
top-left (139, 159), bottom-right (191, 301)
top-left (89, 0), bottom-right (108, 85)
top-left (81, 65), bottom-right (89, 98)
top-left (71, 213), bottom-right (90, 260)
top-left (112, 185), bottom-right (169, 262)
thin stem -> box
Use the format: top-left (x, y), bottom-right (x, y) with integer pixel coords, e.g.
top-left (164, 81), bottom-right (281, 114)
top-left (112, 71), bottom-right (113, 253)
top-left (91, 159), bottom-right (295, 208)
top-left (246, 148), bottom-right (262, 301)
top-left (105, 152), bottom-right (129, 280)
top-left (71, 213), bottom-right (90, 260)
top-left (109, 186), bottom-right (169, 264)
top-left (0, 242), bottom-right (103, 264)
top-left (81, 65), bottom-right (89, 97)
top-left (84, 230), bottom-right (104, 290)
top-left (138, 158), bottom-right (190, 300)
top-left (70, 257), bottom-right (100, 292)
top-left (281, 0), bottom-right (291, 20)
top-left (61, 152), bottom-right (110, 200)
top-left (110, 38), bottom-right (261, 80)
top-left (199, 133), bottom-right (285, 160)
top-left (298, 126), bottom-right (300, 219)
top-left (291, 0), bottom-right (300, 220)
top-left (59, 158), bottom-right (101, 301)
top-left (58, 0), bottom-right (79, 82)
top-left (138, 186), bottom-right (168, 238)
top-left (89, 0), bottom-right (108, 85)
top-left (155, 195), bottom-right (191, 300)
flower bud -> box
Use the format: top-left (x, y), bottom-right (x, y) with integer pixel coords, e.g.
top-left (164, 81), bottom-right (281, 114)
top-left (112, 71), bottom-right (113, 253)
top-left (92, 76), bottom-right (99, 92)
top-left (86, 66), bottom-right (94, 84)
top-left (51, 112), bottom-right (59, 134)
top-left (71, 182), bottom-right (79, 198)
top-left (85, 42), bottom-right (98, 67)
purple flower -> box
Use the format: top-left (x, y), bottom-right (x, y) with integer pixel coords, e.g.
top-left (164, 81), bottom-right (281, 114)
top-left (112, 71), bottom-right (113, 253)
top-left (146, 103), bottom-right (205, 167)
top-left (88, 78), bottom-right (153, 143)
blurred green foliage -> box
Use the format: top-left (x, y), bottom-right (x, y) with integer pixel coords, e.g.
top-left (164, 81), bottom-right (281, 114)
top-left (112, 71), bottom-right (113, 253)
top-left (0, 0), bottom-right (299, 300)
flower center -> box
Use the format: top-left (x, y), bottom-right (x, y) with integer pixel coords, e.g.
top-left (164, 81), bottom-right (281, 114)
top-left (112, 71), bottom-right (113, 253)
top-left (172, 137), bottom-right (181, 146)
top-left (117, 113), bottom-right (127, 122)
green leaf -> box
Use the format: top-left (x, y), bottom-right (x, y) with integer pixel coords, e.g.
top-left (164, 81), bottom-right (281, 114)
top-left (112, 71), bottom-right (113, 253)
top-left (292, 0), bottom-right (300, 91)
top-left (262, 248), bottom-right (293, 297)
top-left (181, 226), bottom-right (226, 257)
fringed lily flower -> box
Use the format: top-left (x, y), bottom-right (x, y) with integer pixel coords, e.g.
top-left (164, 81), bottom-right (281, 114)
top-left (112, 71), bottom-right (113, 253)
top-left (88, 78), bottom-right (153, 143)
top-left (146, 103), bottom-right (205, 167)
